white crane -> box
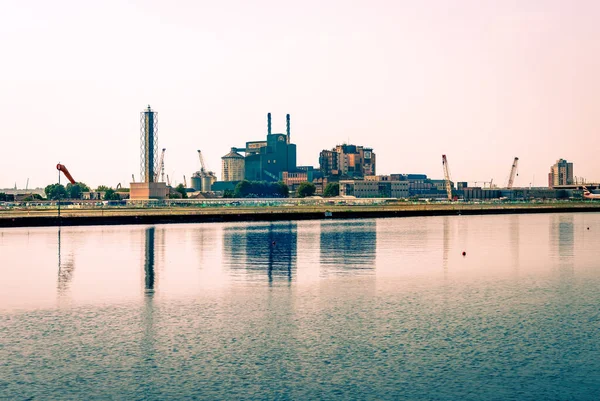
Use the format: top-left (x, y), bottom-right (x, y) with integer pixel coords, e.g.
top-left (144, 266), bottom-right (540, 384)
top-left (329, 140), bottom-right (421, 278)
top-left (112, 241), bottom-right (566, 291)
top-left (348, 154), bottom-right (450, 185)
top-left (507, 157), bottom-right (519, 189)
top-left (198, 149), bottom-right (217, 182)
top-left (155, 148), bottom-right (166, 182)
top-left (442, 155), bottom-right (453, 201)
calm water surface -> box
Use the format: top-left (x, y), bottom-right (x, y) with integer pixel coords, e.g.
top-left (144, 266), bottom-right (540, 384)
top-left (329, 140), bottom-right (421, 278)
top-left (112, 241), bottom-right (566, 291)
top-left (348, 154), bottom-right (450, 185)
top-left (1, 214), bottom-right (600, 400)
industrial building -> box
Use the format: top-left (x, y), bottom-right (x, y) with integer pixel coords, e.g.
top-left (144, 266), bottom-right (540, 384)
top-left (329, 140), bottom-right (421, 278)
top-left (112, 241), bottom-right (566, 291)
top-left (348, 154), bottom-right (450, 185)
top-left (130, 105), bottom-right (168, 200)
top-left (234, 113), bottom-right (297, 182)
top-left (319, 144), bottom-right (375, 178)
top-left (549, 159), bottom-right (574, 187)
top-left (221, 148), bottom-right (245, 182)
top-left (340, 178), bottom-right (409, 198)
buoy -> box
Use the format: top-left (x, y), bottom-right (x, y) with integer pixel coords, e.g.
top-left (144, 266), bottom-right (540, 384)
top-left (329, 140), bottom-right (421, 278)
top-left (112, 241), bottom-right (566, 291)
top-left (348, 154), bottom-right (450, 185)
top-left (462, 251), bottom-right (466, 256)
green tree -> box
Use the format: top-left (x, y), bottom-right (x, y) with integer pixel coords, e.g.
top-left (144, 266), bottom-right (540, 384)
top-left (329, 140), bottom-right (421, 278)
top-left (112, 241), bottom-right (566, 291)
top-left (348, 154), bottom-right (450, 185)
top-left (0, 193), bottom-right (7, 201)
top-left (323, 182), bottom-right (339, 197)
top-left (297, 182), bottom-right (316, 198)
top-left (234, 180), bottom-right (252, 198)
top-left (175, 184), bottom-right (188, 198)
top-left (223, 189), bottom-right (235, 198)
top-left (96, 185), bottom-right (111, 192)
top-left (275, 182), bottom-right (289, 197)
top-left (103, 189), bottom-right (121, 201)
top-left (44, 183), bottom-right (67, 200)
top-left (66, 182), bottom-right (90, 199)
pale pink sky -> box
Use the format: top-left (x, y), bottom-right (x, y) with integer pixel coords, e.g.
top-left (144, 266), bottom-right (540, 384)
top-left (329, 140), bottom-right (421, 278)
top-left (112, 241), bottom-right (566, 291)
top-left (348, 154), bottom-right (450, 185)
top-left (1, 0), bottom-right (599, 189)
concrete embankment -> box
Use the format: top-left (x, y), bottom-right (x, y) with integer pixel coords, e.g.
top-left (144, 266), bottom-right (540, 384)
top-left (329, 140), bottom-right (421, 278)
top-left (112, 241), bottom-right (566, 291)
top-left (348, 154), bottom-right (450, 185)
top-left (1, 203), bottom-right (599, 228)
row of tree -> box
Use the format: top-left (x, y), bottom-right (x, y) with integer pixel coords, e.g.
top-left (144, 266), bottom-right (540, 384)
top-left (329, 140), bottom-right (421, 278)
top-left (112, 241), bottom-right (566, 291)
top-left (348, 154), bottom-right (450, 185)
top-left (35, 180), bottom-right (341, 201)
top-left (233, 181), bottom-right (290, 198)
top-left (227, 180), bottom-right (340, 198)
top-left (43, 183), bottom-right (123, 201)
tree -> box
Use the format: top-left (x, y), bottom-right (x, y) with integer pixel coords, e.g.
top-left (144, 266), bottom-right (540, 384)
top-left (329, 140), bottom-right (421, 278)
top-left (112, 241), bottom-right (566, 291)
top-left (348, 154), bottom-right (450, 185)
top-left (234, 180), bottom-right (252, 198)
top-left (103, 189), bottom-right (121, 201)
top-left (44, 183), bottom-right (67, 200)
top-left (275, 182), bottom-right (290, 198)
top-left (0, 193), bottom-right (8, 202)
top-left (175, 184), bottom-right (188, 198)
top-left (96, 185), bottom-right (111, 192)
top-left (323, 182), bottom-right (340, 197)
top-left (66, 182), bottom-right (90, 199)
top-left (297, 182), bottom-right (316, 198)
top-left (223, 189), bottom-right (235, 198)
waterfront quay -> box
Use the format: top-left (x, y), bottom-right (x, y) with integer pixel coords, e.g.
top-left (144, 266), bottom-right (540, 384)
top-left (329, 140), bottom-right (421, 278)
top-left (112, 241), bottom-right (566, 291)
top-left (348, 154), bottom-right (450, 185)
top-left (1, 200), bottom-right (599, 228)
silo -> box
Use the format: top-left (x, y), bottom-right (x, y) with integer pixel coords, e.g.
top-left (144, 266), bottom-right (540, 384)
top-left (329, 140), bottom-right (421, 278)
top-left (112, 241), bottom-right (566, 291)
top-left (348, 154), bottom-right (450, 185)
top-left (201, 175), bottom-right (212, 192)
top-left (221, 148), bottom-right (245, 182)
top-left (191, 172), bottom-right (202, 191)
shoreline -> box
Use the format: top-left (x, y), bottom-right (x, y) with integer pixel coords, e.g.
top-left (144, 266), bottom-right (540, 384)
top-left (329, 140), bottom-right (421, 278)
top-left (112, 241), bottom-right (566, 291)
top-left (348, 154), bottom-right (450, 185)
top-left (1, 202), bottom-right (599, 228)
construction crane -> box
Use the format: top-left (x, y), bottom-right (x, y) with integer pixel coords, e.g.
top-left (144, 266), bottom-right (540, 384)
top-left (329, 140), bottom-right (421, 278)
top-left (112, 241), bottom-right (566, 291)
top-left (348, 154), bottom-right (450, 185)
top-left (197, 150), bottom-right (207, 174)
top-left (441, 155), bottom-right (453, 201)
top-left (507, 157), bottom-right (519, 189)
top-left (131, 174), bottom-right (136, 183)
top-left (197, 149), bottom-right (217, 183)
top-left (56, 164), bottom-right (76, 185)
top-left (155, 148), bottom-right (166, 182)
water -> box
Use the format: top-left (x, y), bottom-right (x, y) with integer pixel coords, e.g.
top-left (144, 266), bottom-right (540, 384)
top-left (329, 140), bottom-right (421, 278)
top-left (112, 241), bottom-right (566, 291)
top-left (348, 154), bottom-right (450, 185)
top-left (1, 214), bottom-right (599, 400)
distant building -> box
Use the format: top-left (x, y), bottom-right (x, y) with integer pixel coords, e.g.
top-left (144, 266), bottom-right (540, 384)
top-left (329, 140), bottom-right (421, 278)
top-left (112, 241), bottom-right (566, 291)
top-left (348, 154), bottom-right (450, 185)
top-left (339, 179), bottom-right (409, 198)
top-left (319, 144), bottom-right (375, 178)
top-left (221, 148), bottom-right (245, 182)
top-left (548, 159), bottom-right (574, 187)
top-left (319, 150), bottom-right (340, 176)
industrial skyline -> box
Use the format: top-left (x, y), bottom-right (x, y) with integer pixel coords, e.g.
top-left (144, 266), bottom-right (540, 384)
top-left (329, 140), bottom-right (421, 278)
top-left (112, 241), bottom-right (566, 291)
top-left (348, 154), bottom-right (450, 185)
top-left (2, 1), bottom-right (600, 189)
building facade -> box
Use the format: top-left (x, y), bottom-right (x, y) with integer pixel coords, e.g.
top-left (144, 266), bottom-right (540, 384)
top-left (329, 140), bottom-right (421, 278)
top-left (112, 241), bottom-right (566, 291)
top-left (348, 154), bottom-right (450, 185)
top-left (548, 159), bottom-right (574, 187)
top-left (339, 179), bottom-right (409, 198)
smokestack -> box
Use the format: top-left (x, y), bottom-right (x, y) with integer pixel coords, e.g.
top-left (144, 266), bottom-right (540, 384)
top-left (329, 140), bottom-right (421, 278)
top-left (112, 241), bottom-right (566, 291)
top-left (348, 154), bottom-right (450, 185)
top-left (286, 114), bottom-right (290, 143)
top-left (267, 112), bottom-right (272, 135)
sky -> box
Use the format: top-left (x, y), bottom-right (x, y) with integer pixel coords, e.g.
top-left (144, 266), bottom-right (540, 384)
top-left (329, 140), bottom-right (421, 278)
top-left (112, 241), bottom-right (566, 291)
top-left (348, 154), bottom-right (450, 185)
top-left (1, 0), bottom-right (599, 189)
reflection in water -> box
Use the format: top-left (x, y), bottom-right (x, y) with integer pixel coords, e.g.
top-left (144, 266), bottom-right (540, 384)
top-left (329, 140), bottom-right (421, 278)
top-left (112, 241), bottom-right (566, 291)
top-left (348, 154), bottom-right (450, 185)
top-left (442, 217), bottom-right (450, 272)
top-left (320, 220), bottom-right (376, 275)
top-left (550, 215), bottom-right (575, 279)
top-left (223, 222), bottom-right (297, 283)
top-left (144, 227), bottom-right (156, 292)
top-left (509, 215), bottom-right (520, 270)
top-left (57, 227), bottom-right (75, 295)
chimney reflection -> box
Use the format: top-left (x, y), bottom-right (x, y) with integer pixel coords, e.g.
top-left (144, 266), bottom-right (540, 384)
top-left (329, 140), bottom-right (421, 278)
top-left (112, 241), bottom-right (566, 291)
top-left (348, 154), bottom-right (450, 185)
top-left (144, 227), bottom-right (156, 292)
top-left (247, 223), bottom-right (297, 284)
top-left (320, 220), bottom-right (377, 276)
top-left (223, 222), bottom-right (297, 283)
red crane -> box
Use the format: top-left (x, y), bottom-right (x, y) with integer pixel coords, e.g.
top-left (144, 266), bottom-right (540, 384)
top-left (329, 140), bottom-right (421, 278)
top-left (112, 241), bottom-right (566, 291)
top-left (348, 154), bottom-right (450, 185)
top-left (56, 164), bottom-right (76, 185)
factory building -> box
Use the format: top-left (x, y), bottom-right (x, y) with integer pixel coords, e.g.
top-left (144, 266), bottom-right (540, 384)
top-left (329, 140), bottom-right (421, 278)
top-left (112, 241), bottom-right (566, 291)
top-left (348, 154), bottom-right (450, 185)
top-left (221, 148), bottom-right (245, 182)
top-left (339, 179), bottom-right (409, 198)
top-left (319, 144), bottom-right (375, 178)
top-left (239, 113), bottom-right (297, 182)
top-left (548, 159), bottom-right (574, 187)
